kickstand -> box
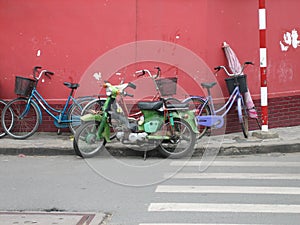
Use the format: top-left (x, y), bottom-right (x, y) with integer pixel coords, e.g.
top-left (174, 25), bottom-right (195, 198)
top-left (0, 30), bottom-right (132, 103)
top-left (57, 129), bottom-right (62, 135)
top-left (143, 151), bottom-right (147, 160)
top-left (256, 118), bottom-right (262, 130)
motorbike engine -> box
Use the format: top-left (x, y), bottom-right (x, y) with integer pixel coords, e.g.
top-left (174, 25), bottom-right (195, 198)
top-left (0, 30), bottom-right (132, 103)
top-left (116, 131), bottom-right (148, 143)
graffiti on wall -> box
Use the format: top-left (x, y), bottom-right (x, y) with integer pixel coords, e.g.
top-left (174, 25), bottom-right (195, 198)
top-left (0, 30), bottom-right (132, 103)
top-left (280, 29), bottom-right (300, 51)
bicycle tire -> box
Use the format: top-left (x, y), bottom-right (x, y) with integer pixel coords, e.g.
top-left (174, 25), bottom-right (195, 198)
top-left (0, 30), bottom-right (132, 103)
top-left (68, 97), bottom-right (96, 134)
top-left (182, 97), bottom-right (211, 138)
top-left (73, 120), bottom-right (106, 158)
top-left (157, 119), bottom-right (196, 159)
top-left (1, 98), bottom-right (40, 139)
top-left (81, 98), bottom-right (105, 115)
top-left (237, 97), bottom-right (249, 138)
top-left (0, 99), bottom-right (13, 138)
top-left (81, 98), bottom-right (119, 140)
top-left (164, 97), bottom-right (181, 105)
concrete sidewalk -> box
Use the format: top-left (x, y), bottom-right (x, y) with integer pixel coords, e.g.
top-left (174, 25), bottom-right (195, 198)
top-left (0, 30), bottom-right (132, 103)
top-left (0, 126), bottom-right (299, 157)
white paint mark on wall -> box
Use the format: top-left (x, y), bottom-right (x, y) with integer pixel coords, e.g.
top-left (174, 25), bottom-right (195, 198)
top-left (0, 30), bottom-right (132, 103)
top-left (93, 72), bottom-right (102, 80)
top-left (36, 49), bottom-right (41, 57)
top-left (280, 29), bottom-right (300, 51)
top-left (277, 60), bottom-right (294, 83)
top-left (259, 8), bottom-right (266, 30)
top-left (260, 48), bottom-right (267, 67)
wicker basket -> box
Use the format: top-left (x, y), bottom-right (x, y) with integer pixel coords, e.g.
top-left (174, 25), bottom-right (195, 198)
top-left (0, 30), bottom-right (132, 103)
top-left (225, 75), bottom-right (248, 95)
top-left (155, 77), bottom-right (177, 96)
top-left (14, 76), bottom-right (36, 97)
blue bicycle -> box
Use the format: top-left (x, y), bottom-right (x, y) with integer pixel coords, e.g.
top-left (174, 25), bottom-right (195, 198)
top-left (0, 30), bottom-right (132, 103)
top-left (1, 66), bottom-right (93, 139)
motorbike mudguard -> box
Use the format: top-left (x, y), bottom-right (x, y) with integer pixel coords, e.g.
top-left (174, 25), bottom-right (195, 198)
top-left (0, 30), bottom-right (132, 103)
top-left (173, 111), bottom-right (199, 134)
top-left (80, 113), bottom-right (102, 122)
top-left (80, 113), bottom-right (111, 142)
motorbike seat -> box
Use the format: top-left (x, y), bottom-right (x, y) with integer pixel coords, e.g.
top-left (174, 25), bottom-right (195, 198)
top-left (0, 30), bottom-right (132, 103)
top-left (138, 101), bottom-right (163, 110)
top-left (166, 103), bottom-right (189, 110)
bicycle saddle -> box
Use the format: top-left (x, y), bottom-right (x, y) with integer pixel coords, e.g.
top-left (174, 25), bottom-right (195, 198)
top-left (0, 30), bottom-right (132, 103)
top-left (201, 82), bottom-right (217, 89)
top-left (64, 82), bottom-right (80, 89)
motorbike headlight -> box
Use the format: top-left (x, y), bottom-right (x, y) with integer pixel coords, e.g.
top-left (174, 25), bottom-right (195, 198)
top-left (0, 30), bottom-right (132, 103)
top-left (106, 87), bottom-right (112, 96)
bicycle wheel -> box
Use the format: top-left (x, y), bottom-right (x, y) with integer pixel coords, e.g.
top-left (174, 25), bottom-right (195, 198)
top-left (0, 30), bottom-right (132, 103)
top-left (68, 97), bottom-right (96, 134)
top-left (237, 97), bottom-right (249, 138)
top-left (1, 98), bottom-right (40, 139)
top-left (73, 121), bottom-right (106, 158)
top-left (81, 98), bottom-right (105, 115)
top-left (157, 119), bottom-right (196, 159)
top-left (183, 97), bottom-right (211, 138)
top-left (164, 97), bottom-right (181, 105)
top-left (0, 99), bottom-right (13, 138)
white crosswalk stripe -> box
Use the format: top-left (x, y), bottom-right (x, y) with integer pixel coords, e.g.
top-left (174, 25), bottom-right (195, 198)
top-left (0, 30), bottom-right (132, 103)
top-left (164, 172), bottom-right (300, 180)
top-left (170, 160), bottom-right (300, 167)
top-left (140, 224), bottom-right (273, 225)
top-left (148, 203), bottom-right (300, 213)
top-left (140, 224), bottom-right (269, 225)
top-left (140, 158), bottom-right (300, 225)
top-left (155, 185), bottom-right (300, 194)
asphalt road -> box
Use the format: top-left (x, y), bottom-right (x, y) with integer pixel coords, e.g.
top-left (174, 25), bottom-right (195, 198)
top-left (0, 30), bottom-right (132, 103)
top-left (1, 152), bottom-right (300, 225)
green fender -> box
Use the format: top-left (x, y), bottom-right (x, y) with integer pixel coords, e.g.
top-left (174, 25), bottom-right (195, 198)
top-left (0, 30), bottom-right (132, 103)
top-left (80, 113), bottom-right (111, 142)
top-left (172, 111), bottom-right (199, 134)
top-left (80, 113), bottom-right (102, 122)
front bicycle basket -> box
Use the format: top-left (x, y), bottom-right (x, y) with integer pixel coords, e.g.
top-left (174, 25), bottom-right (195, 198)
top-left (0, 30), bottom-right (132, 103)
top-left (155, 77), bottom-right (177, 96)
top-left (225, 75), bottom-right (248, 95)
top-left (15, 76), bottom-right (36, 97)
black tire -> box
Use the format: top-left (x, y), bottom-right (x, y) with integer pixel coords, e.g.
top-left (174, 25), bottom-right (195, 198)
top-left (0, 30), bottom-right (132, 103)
top-left (238, 97), bottom-right (249, 138)
top-left (81, 98), bottom-right (105, 115)
top-left (183, 97), bottom-right (211, 138)
top-left (164, 97), bottom-right (181, 105)
top-left (0, 99), bottom-right (13, 138)
top-left (1, 98), bottom-right (40, 139)
top-left (157, 119), bottom-right (196, 159)
top-left (82, 98), bottom-right (118, 140)
top-left (68, 97), bottom-right (96, 134)
top-left (73, 121), bottom-right (106, 158)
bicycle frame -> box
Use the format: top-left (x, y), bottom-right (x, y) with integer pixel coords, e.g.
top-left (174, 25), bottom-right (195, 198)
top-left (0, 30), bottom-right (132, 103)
top-left (197, 85), bottom-right (243, 129)
top-left (23, 87), bottom-right (76, 124)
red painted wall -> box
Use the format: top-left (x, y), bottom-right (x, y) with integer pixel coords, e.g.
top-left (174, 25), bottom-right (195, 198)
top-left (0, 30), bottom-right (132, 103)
top-left (1, 0), bottom-right (300, 131)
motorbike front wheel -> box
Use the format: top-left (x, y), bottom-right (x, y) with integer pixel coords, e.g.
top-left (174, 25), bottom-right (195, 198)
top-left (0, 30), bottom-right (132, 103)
top-left (73, 121), bottom-right (106, 158)
top-left (157, 119), bottom-right (196, 159)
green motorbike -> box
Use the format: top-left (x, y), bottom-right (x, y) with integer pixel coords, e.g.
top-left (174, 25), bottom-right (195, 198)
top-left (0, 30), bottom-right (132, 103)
top-left (73, 81), bottom-right (199, 159)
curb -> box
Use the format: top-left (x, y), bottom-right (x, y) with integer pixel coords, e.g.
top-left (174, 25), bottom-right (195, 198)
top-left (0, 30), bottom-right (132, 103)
top-left (1, 142), bottom-right (300, 157)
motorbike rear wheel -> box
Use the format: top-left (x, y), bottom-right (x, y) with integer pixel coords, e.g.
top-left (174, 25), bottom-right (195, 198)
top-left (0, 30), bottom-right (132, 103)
top-left (73, 121), bottom-right (106, 158)
top-left (157, 119), bottom-right (196, 159)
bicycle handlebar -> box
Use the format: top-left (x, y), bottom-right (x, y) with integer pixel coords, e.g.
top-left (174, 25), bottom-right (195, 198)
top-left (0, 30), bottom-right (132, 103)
top-left (135, 67), bottom-right (161, 79)
top-left (214, 61), bottom-right (254, 76)
top-left (33, 66), bottom-right (54, 80)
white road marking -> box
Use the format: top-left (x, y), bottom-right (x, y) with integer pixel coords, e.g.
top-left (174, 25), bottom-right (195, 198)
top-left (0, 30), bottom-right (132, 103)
top-left (148, 203), bottom-right (300, 213)
top-left (156, 185), bottom-right (300, 195)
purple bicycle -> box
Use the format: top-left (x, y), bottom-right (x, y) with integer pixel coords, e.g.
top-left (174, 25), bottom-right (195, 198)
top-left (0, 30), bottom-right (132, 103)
top-left (183, 61), bottom-right (254, 138)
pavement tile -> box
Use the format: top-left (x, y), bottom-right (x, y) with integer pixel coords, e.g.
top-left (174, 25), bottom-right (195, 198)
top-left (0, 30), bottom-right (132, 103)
top-left (0, 211), bottom-right (105, 225)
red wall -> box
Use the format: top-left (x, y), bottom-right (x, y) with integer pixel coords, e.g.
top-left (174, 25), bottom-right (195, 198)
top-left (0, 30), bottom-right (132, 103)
top-left (1, 0), bottom-right (300, 131)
